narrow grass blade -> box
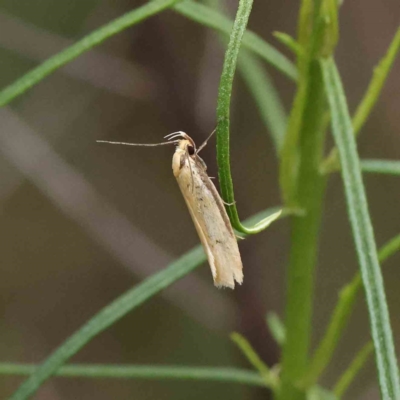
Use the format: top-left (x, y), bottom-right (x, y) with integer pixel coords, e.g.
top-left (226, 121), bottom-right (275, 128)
top-left (174, 1), bottom-right (297, 81)
top-left (230, 332), bottom-right (278, 389)
top-left (321, 57), bottom-right (400, 400)
top-left (333, 342), bottom-right (374, 398)
top-left (9, 206), bottom-right (282, 400)
top-left (0, 0), bottom-right (184, 107)
top-left (361, 159), bottom-right (400, 176)
top-left (0, 363), bottom-right (265, 387)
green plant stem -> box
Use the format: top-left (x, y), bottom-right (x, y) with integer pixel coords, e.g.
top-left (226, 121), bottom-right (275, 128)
top-left (277, 62), bottom-right (327, 400)
top-left (321, 57), bottom-right (400, 400)
top-left (278, 0), bottom-right (314, 208)
top-left (174, 1), bottom-right (297, 81)
top-left (0, 0), bottom-right (185, 107)
top-left (0, 363), bottom-right (265, 387)
top-left (278, 1), bottom-right (340, 397)
top-left (333, 342), bottom-right (374, 398)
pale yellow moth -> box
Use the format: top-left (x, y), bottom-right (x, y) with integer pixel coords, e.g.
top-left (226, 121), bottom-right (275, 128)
top-left (98, 131), bottom-right (243, 289)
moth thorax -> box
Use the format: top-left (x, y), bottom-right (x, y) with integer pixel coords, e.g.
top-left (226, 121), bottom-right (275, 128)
top-left (172, 139), bottom-right (195, 178)
top-left (172, 147), bottom-right (186, 177)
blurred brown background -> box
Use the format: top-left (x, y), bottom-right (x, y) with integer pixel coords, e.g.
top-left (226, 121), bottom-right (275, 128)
top-left (0, 0), bottom-right (399, 399)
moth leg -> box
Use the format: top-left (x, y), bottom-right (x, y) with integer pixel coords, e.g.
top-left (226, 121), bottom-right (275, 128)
top-left (223, 200), bottom-right (236, 206)
top-left (197, 128), bottom-right (216, 154)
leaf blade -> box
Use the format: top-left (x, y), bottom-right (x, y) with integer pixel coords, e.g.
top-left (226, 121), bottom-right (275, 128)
top-left (361, 159), bottom-right (400, 176)
top-left (0, 0), bottom-right (184, 107)
top-left (321, 57), bottom-right (400, 400)
top-left (0, 363), bottom-right (265, 387)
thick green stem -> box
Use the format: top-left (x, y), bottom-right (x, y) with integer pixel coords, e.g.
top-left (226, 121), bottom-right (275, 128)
top-left (277, 62), bottom-right (327, 400)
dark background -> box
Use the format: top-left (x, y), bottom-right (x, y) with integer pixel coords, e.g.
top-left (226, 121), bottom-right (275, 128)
top-left (0, 0), bottom-right (399, 399)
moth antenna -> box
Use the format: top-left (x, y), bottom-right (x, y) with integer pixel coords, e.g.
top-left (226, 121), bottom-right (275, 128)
top-left (96, 140), bottom-right (178, 147)
top-left (197, 127), bottom-right (216, 154)
top-left (166, 133), bottom-right (190, 143)
top-left (164, 131), bottom-right (186, 139)
top-left (165, 134), bottom-right (184, 142)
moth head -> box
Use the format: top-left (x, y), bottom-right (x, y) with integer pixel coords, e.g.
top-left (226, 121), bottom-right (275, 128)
top-left (165, 131), bottom-right (197, 156)
top-left (181, 140), bottom-right (196, 157)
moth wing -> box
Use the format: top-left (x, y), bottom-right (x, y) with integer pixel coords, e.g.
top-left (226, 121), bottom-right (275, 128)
top-left (174, 154), bottom-right (243, 289)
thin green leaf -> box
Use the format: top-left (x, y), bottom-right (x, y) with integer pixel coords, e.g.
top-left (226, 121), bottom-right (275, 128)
top-left (238, 51), bottom-right (287, 153)
top-left (236, 206), bottom-right (283, 231)
top-left (174, 1), bottom-right (297, 81)
top-left (322, 27), bottom-right (400, 173)
top-left (230, 332), bottom-right (278, 389)
top-left (333, 342), bottom-right (374, 398)
top-left (215, 0), bottom-right (283, 234)
top-left (321, 57), bottom-right (400, 400)
top-left (361, 159), bottom-right (400, 176)
top-left (216, 0), bottom-right (256, 214)
top-left (352, 27), bottom-right (400, 135)
top-left (378, 234), bottom-right (400, 263)
top-left (273, 32), bottom-right (302, 56)
top-left (0, 0), bottom-right (184, 107)
top-left (0, 363), bottom-right (265, 387)
top-left (266, 312), bottom-right (286, 346)
top-left (9, 206), bottom-right (283, 400)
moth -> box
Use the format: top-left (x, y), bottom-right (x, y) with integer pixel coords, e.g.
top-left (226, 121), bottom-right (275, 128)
top-left (98, 131), bottom-right (243, 289)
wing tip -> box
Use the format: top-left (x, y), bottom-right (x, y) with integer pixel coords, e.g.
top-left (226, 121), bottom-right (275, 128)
top-left (214, 272), bottom-right (243, 290)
